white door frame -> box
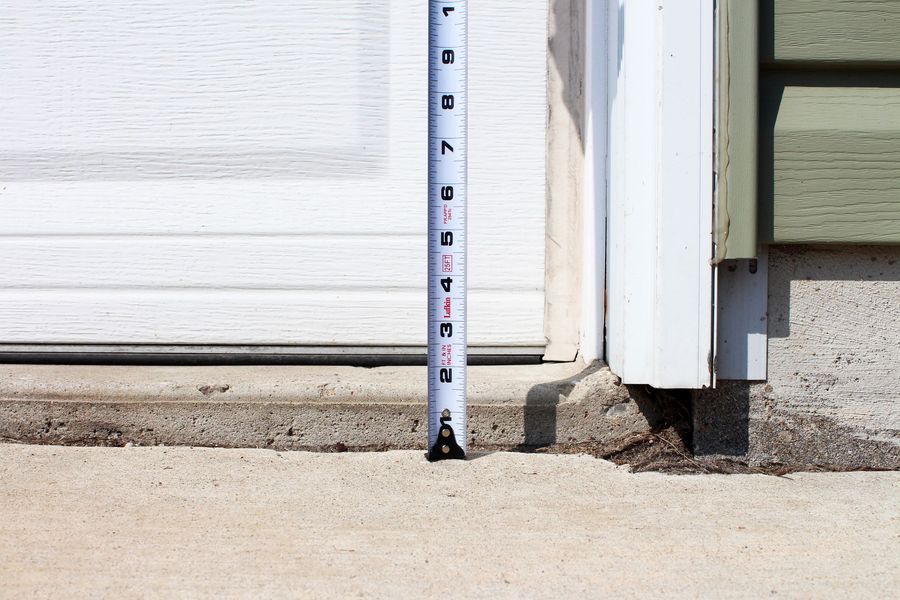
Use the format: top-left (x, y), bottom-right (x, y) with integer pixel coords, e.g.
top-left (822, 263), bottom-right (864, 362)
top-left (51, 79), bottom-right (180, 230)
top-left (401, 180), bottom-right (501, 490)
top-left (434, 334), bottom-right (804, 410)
top-left (595, 0), bottom-right (716, 388)
top-left (581, 0), bottom-right (607, 364)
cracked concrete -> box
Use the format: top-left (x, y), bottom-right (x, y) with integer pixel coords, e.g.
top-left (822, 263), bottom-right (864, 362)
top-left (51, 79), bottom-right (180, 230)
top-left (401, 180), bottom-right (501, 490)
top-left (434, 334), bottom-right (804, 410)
top-left (0, 361), bottom-right (657, 451)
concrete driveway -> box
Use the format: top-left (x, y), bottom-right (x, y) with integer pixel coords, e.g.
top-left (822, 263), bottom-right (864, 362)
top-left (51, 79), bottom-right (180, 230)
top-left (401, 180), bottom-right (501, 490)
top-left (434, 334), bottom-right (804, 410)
top-left (0, 444), bottom-right (897, 598)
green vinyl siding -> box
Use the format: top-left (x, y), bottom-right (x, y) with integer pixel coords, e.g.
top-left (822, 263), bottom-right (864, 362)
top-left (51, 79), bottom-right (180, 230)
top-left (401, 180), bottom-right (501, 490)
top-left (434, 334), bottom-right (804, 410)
top-left (755, 1), bottom-right (900, 244)
top-left (759, 76), bottom-right (900, 243)
top-left (761, 0), bottom-right (900, 66)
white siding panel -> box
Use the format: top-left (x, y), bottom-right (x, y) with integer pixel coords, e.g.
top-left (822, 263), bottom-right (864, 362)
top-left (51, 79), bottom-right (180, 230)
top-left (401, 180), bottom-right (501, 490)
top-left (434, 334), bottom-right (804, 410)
top-left (0, 290), bottom-right (543, 346)
top-left (0, 180), bottom-right (543, 244)
top-left (0, 1), bottom-right (547, 347)
top-left (0, 236), bottom-right (541, 290)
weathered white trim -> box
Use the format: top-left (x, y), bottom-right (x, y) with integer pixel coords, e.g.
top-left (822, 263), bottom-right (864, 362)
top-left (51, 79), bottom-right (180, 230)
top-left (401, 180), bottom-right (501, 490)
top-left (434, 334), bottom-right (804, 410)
top-left (606, 0), bottom-right (715, 388)
top-left (543, 0), bottom-right (584, 363)
top-left (715, 247), bottom-right (768, 380)
top-left (581, 0), bottom-right (608, 364)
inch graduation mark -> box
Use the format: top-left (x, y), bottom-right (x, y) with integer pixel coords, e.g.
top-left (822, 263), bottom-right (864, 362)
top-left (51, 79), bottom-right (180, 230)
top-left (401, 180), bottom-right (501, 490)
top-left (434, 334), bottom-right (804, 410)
top-left (427, 0), bottom-right (467, 461)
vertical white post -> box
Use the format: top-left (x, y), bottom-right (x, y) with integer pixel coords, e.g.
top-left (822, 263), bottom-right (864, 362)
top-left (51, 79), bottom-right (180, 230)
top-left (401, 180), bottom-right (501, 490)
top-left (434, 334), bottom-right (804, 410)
top-left (582, 0), bottom-right (608, 364)
top-left (606, 0), bottom-right (716, 388)
top-left (606, 0), bottom-right (626, 373)
top-left (428, 0), bottom-right (468, 460)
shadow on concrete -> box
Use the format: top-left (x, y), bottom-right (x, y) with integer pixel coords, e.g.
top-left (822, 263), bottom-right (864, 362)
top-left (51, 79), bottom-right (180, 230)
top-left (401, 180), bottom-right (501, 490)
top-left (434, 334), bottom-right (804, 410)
top-left (766, 245), bottom-right (900, 339)
top-left (521, 362), bottom-right (605, 449)
top-left (694, 380), bottom-right (900, 469)
top-left (625, 384), bottom-right (695, 452)
top-left (694, 381), bottom-right (751, 456)
top-left (521, 362), bottom-right (694, 453)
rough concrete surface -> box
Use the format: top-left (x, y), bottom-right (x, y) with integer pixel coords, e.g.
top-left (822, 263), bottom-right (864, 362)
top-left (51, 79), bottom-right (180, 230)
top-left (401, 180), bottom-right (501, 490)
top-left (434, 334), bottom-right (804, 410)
top-left (696, 246), bottom-right (900, 469)
top-left (0, 362), bottom-right (656, 451)
top-left (0, 444), bottom-right (897, 599)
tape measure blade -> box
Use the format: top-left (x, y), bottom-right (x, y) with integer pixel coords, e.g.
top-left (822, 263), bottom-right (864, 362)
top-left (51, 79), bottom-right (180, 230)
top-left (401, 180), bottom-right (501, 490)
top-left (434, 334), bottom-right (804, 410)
top-left (427, 0), bottom-right (467, 461)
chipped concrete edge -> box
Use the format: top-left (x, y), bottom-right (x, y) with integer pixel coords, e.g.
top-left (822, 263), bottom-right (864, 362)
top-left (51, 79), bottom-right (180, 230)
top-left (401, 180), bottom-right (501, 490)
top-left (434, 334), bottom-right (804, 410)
top-left (0, 361), bottom-right (652, 451)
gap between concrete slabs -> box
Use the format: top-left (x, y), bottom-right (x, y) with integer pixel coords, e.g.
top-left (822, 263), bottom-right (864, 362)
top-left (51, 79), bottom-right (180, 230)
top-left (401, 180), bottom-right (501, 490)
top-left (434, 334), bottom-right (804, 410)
top-left (0, 362), bottom-right (651, 450)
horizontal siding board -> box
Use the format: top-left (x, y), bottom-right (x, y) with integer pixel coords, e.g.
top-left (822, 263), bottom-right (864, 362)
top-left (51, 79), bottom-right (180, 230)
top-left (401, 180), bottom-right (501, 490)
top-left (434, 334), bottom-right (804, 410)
top-left (760, 78), bottom-right (900, 243)
top-left (0, 289), bottom-right (545, 346)
top-left (761, 0), bottom-right (900, 65)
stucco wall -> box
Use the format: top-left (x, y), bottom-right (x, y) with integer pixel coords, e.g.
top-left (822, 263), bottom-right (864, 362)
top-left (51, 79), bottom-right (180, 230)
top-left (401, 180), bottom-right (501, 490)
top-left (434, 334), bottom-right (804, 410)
top-left (696, 245), bottom-right (900, 468)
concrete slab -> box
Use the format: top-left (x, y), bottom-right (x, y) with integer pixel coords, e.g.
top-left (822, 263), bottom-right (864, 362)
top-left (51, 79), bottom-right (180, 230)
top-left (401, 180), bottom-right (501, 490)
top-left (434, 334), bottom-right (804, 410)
top-left (0, 362), bottom-right (653, 450)
top-left (696, 246), bottom-right (900, 469)
top-left (1, 444), bottom-right (897, 598)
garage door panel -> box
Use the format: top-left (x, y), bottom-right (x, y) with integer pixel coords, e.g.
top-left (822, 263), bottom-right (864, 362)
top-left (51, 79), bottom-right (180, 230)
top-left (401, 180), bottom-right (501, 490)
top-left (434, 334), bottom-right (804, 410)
top-left (0, 1), bottom-right (385, 177)
top-left (0, 0), bottom-right (547, 348)
top-left (0, 236), bottom-right (543, 291)
top-left (0, 289), bottom-right (544, 346)
top-left (2, 180), bottom-right (545, 236)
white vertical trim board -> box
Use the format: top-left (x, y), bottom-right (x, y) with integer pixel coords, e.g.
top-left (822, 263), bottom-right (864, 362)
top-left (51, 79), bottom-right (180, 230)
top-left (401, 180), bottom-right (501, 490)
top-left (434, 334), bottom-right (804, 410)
top-left (605, 0), bottom-right (715, 388)
top-left (716, 247), bottom-right (768, 380)
top-left (581, 0), bottom-right (608, 364)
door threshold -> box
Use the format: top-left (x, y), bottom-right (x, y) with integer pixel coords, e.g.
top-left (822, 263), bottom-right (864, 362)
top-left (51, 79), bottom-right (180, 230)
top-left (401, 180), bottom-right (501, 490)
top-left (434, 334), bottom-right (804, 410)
top-left (0, 345), bottom-right (546, 367)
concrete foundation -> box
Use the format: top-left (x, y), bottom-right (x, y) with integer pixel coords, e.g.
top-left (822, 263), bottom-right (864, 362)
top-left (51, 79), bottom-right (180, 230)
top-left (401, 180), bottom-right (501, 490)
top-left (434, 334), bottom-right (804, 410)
top-left (696, 245), bottom-right (900, 469)
top-left (0, 361), bottom-right (658, 451)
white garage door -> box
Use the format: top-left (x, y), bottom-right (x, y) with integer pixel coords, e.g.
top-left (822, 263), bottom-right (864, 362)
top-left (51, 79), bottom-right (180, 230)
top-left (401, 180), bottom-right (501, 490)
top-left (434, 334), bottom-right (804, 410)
top-left (0, 1), bottom-right (546, 351)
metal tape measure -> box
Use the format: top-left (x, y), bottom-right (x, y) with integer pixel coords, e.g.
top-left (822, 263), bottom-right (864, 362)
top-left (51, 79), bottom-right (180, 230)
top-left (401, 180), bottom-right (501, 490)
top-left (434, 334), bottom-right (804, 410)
top-left (427, 0), bottom-right (467, 461)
